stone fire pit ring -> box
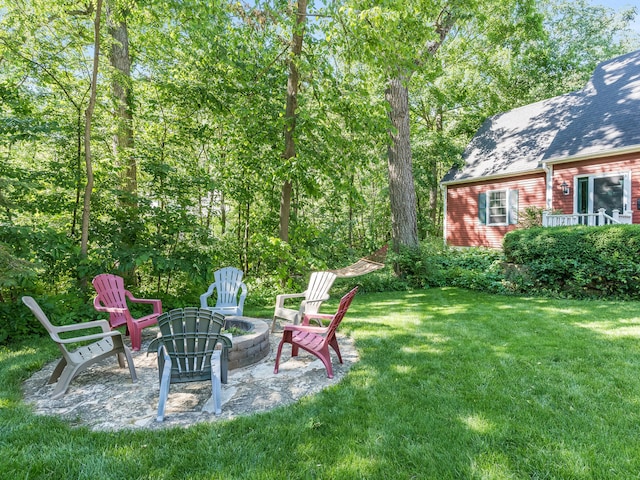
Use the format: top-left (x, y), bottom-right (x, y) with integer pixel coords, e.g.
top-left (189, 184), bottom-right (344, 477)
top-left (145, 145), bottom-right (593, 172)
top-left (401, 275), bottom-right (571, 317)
top-left (223, 316), bottom-right (270, 370)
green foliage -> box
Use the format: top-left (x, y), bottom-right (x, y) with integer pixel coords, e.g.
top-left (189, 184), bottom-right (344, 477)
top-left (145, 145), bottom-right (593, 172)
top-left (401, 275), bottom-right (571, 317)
top-left (503, 225), bottom-right (640, 299)
top-left (392, 239), bottom-right (505, 292)
top-left (1, 0), bottom-right (639, 345)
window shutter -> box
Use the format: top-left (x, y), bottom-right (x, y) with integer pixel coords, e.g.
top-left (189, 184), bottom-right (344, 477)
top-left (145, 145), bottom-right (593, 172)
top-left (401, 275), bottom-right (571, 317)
top-left (508, 189), bottom-right (519, 225)
top-left (478, 192), bottom-right (487, 224)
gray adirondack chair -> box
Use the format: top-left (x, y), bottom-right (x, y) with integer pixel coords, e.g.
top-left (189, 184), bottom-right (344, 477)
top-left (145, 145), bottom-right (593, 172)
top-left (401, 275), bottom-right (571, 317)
top-left (271, 271), bottom-right (337, 332)
top-left (22, 296), bottom-right (137, 400)
top-left (200, 267), bottom-right (248, 316)
top-left (148, 308), bottom-right (232, 421)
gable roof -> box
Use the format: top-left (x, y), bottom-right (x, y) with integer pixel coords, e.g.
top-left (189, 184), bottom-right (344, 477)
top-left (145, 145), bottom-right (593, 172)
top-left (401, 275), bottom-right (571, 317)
top-left (442, 49), bottom-right (640, 184)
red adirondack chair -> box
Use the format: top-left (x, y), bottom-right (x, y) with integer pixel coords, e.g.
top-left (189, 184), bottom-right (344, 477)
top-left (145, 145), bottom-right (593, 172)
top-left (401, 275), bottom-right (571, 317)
top-left (92, 274), bottom-right (163, 351)
top-left (274, 287), bottom-right (358, 379)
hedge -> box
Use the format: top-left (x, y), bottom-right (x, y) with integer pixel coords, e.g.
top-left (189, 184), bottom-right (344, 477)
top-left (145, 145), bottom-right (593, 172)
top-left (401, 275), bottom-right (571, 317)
top-left (503, 224), bottom-right (640, 299)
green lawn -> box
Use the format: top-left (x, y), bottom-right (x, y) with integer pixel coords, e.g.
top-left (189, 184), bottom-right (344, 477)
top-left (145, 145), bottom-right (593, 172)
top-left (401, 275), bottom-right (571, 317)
top-left (2, 288), bottom-right (640, 479)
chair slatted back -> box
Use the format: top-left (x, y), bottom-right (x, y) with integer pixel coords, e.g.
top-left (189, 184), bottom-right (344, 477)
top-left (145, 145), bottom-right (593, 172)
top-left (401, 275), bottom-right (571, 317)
top-left (214, 267), bottom-right (244, 308)
top-left (324, 287), bottom-right (358, 344)
top-left (22, 296), bottom-right (62, 343)
top-left (92, 274), bottom-right (129, 328)
top-left (154, 308), bottom-right (227, 383)
top-left (304, 271), bottom-right (337, 315)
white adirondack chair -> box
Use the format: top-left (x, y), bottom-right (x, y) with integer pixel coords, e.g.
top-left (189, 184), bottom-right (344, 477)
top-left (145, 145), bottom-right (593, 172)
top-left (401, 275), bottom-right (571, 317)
top-left (200, 267), bottom-right (248, 316)
top-left (271, 271), bottom-right (337, 332)
top-left (22, 296), bottom-right (137, 399)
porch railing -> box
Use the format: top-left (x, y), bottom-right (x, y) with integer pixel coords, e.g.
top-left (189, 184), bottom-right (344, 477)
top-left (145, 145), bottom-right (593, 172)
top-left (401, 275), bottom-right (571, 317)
top-left (542, 208), bottom-right (633, 227)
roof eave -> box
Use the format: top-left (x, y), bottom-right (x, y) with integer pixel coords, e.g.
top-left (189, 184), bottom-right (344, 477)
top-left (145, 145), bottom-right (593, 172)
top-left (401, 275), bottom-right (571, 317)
top-left (443, 144), bottom-right (640, 187)
top-left (441, 167), bottom-right (544, 187)
top-left (542, 144), bottom-right (640, 166)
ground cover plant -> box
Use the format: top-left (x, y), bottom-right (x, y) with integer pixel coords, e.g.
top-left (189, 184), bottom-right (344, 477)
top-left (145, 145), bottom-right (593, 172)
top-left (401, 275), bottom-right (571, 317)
top-left (2, 288), bottom-right (640, 478)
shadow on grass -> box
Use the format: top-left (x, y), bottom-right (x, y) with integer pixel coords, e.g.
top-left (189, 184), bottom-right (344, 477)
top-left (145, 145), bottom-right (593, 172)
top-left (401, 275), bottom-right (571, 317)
top-left (3, 288), bottom-right (640, 478)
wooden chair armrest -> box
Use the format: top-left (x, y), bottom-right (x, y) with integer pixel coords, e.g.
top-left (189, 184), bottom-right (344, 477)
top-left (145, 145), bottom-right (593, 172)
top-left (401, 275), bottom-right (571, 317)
top-left (275, 292), bottom-right (306, 309)
top-left (276, 292), bottom-right (306, 301)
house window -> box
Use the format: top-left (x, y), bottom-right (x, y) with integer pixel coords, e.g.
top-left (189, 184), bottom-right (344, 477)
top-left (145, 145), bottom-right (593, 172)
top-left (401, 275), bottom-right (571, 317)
top-left (478, 189), bottom-right (519, 225)
top-left (488, 190), bottom-right (507, 224)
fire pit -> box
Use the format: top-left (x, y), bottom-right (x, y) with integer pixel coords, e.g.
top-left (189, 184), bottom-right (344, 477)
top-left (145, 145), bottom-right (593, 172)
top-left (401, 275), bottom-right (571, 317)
top-left (223, 316), bottom-right (270, 370)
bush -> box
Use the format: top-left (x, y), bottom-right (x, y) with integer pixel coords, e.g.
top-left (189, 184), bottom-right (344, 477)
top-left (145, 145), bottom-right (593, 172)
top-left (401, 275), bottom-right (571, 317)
top-left (393, 239), bottom-right (505, 292)
top-left (503, 225), bottom-right (640, 299)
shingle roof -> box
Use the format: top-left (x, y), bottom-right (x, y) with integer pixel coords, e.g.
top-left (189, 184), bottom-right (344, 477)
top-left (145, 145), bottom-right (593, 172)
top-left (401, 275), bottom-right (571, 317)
top-left (442, 49), bottom-right (640, 184)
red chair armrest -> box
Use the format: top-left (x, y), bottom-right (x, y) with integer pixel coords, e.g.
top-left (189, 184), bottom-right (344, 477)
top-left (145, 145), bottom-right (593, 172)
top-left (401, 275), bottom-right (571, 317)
top-left (284, 324), bottom-right (328, 334)
top-left (125, 292), bottom-right (163, 314)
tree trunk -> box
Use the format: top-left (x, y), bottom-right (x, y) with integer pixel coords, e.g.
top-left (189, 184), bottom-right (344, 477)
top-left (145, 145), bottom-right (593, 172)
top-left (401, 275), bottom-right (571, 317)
top-left (80, 0), bottom-right (103, 285)
top-left (429, 108), bottom-right (443, 235)
top-left (108, 7), bottom-right (136, 200)
top-left (243, 201), bottom-right (250, 273)
top-left (108, 3), bottom-right (138, 283)
top-left (279, 180), bottom-right (292, 242)
top-left (279, 0), bottom-right (307, 243)
top-left (385, 75), bottom-right (419, 253)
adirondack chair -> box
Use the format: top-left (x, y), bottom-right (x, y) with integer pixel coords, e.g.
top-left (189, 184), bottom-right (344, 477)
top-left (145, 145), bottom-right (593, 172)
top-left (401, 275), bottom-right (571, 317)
top-left (147, 308), bottom-right (232, 421)
top-left (22, 296), bottom-right (137, 400)
top-left (271, 271), bottom-right (337, 332)
top-left (92, 274), bottom-right (162, 351)
top-left (200, 267), bottom-right (248, 316)
top-left (274, 287), bottom-right (358, 379)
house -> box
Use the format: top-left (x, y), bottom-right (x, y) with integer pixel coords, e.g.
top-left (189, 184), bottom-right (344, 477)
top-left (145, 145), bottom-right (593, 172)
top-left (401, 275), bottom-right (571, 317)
top-left (441, 49), bottom-right (640, 248)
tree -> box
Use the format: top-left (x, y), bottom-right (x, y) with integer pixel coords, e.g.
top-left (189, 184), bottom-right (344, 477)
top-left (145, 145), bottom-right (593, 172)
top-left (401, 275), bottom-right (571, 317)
top-left (334, 2), bottom-right (459, 253)
top-left (335, 0), bottom-right (546, 256)
top-left (81, 0), bottom-right (103, 270)
top-left (279, 0), bottom-right (308, 243)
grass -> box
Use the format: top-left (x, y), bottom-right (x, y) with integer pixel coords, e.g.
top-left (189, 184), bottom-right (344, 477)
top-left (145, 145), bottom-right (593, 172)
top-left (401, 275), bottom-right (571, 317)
top-left (2, 287), bottom-right (640, 478)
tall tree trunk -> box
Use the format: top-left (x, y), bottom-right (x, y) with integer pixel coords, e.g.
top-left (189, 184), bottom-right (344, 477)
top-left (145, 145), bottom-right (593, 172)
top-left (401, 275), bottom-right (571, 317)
top-left (80, 0), bottom-right (103, 286)
top-left (429, 108), bottom-right (443, 235)
top-left (243, 201), bottom-right (250, 273)
top-left (108, 3), bottom-right (137, 283)
top-left (108, 7), bottom-right (136, 199)
top-left (71, 111), bottom-right (83, 236)
top-left (385, 75), bottom-right (419, 253)
top-left (279, 0), bottom-right (307, 243)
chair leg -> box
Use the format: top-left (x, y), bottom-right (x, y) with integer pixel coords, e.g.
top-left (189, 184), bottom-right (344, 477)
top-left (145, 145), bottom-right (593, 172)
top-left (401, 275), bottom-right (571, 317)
top-left (270, 316), bottom-right (278, 333)
top-left (317, 349), bottom-right (334, 379)
top-left (121, 348), bottom-right (138, 383)
top-left (210, 351), bottom-right (222, 415)
top-left (273, 338), bottom-right (288, 374)
top-left (156, 355), bottom-right (172, 422)
top-left (328, 337), bottom-right (343, 364)
top-left (129, 325), bottom-right (142, 351)
top-left (50, 363), bottom-right (81, 400)
top-left (47, 357), bottom-right (68, 385)
top-left (116, 352), bottom-right (126, 369)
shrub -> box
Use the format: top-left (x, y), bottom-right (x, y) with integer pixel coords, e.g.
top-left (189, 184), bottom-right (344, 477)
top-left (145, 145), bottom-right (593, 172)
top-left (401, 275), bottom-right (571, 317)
top-left (503, 225), bottom-right (640, 299)
top-left (393, 239), bottom-right (505, 292)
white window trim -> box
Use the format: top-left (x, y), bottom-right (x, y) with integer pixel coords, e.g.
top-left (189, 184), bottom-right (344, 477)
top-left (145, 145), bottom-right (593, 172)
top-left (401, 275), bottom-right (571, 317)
top-left (573, 171), bottom-right (631, 214)
top-left (486, 189), bottom-right (509, 226)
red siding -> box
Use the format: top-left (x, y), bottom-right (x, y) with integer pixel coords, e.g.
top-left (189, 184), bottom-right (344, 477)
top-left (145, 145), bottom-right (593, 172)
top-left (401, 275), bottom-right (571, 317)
top-left (552, 152), bottom-right (640, 223)
top-left (445, 151), bottom-right (640, 248)
top-left (446, 173), bottom-right (546, 249)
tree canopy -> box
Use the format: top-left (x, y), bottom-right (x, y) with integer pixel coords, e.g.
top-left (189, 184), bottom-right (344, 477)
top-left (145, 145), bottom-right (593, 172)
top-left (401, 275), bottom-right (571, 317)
top-left (0, 0), bottom-right (638, 339)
